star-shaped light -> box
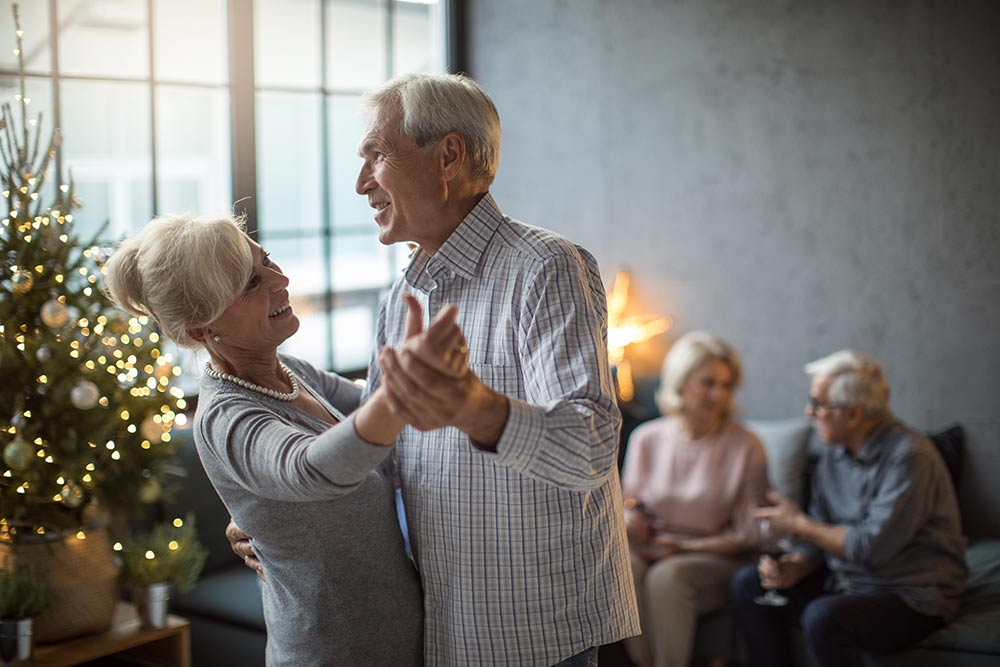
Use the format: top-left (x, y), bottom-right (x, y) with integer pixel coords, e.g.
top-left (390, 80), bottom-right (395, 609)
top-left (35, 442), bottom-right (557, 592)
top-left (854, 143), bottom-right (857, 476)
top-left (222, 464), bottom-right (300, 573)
top-left (607, 270), bottom-right (671, 401)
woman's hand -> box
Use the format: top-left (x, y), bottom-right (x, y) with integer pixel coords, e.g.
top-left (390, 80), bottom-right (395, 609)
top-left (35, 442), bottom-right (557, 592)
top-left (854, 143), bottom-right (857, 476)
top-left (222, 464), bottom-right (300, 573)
top-left (639, 535), bottom-right (683, 561)
top-left (378, 295), bottom-right (509, 445)
top-left (356, 296), bottom-right (470, 443)
top-left (624, 500), bottom-right (651, 545)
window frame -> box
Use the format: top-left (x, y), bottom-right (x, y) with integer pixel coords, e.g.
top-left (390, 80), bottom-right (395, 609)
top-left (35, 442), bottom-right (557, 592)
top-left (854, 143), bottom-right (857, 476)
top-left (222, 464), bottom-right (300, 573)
top-left (0, 0), bottom-right (464, 375)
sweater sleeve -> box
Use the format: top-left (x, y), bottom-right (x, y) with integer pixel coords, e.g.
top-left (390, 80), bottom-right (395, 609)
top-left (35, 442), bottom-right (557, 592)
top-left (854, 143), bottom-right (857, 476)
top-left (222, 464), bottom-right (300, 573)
top-left (196, 395), bottom-right (391, 503)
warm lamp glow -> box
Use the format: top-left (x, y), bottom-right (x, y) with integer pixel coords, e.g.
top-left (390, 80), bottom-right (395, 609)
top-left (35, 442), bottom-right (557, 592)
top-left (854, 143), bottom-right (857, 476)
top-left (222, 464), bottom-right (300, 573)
top-left (607, 270), bottom-right (672, 402)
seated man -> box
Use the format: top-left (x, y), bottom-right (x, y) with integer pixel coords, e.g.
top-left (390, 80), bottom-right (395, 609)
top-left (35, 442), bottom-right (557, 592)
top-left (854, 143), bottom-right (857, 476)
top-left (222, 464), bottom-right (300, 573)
top-left (730, 350), bottom-right (967, 667)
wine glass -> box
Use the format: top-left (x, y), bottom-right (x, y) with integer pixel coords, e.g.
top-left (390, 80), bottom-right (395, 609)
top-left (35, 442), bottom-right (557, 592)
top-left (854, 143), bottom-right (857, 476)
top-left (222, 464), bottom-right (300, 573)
top-left (754, 518), bottom-right (790, 607)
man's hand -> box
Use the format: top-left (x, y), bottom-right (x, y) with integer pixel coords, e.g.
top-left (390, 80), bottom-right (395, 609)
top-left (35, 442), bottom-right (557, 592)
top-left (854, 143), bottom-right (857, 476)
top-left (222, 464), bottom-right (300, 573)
top-left (226, 519), bottom-right (264, 581)
top-left (378, 298), bottom-right (509, 445)
top-left (398, 295), bottom-right (469, 380)
top-left (753, 489), bottom-right (806, 537)
top-left (758, 551), bottom-right (813, 590)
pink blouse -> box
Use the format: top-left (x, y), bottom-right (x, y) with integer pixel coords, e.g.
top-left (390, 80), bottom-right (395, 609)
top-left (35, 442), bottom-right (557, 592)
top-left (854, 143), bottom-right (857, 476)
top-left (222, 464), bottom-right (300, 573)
top-left (621, 416), bottom-right (769, 551)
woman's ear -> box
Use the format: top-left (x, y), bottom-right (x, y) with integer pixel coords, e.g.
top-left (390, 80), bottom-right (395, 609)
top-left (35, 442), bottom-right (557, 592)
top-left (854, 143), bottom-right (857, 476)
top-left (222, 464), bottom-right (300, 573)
top-left (439, 132), bottom-right (467, 182)
top-left (187, 327), bottom-right (209, 345)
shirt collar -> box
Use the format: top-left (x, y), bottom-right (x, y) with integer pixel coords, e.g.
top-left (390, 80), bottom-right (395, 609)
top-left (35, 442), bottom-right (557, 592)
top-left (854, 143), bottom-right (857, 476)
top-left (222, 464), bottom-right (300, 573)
top-left (838, 419), bottom-right (895, 465)
top-left (403, 193), bottom-right (503, 291)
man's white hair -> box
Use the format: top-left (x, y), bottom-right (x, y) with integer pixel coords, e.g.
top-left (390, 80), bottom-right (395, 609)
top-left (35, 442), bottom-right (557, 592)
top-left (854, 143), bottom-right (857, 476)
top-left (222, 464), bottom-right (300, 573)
top-left (804, 350), bottom-right (891, 419)
top-left (360, 73), bottom-right (501, 190)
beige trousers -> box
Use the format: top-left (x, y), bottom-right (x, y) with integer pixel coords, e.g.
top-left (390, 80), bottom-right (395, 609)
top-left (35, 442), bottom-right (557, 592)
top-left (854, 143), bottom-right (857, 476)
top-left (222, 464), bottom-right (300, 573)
top-left (625, 550), bottom-right (747, 667)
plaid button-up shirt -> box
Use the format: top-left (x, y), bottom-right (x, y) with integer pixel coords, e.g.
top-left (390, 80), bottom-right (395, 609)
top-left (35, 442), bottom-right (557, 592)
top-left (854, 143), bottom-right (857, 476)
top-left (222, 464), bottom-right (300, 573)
top-left (365, 193), bottom-right (640, 666)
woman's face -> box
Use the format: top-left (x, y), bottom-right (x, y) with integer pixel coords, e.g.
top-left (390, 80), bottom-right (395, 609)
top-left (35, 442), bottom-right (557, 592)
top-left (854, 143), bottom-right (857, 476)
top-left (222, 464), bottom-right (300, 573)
top-left (209, 239), bottom-right (299, 354)
top-left (679, 357), bottom-right (735, 423)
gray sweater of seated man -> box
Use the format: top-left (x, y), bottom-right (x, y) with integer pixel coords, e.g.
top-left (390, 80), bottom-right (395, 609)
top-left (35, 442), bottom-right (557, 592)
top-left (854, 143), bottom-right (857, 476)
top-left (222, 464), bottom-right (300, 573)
top-left (806, 420), bottom-right (967, 620)
top-left (194, 354), bottom-right (422, 666)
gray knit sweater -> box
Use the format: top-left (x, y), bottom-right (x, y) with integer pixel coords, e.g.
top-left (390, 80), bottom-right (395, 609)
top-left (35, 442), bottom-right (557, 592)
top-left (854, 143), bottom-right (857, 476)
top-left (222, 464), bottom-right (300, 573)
top-left (194, 354), bottom-right (423, 666)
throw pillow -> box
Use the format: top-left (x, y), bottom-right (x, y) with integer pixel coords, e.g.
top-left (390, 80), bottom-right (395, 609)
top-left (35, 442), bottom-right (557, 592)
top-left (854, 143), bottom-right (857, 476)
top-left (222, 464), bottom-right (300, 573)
top-left (927, 424), bottom-right (964, 492)
top-left (746, 418), bottom-right (813, 508)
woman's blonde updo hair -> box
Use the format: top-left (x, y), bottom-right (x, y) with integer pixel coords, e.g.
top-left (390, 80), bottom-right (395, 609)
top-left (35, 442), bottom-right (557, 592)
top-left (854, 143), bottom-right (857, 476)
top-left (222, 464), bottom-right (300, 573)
top-left (654, 331), bottom-right (743, 422)
top-left (103, 214), bottom-right (253, 348)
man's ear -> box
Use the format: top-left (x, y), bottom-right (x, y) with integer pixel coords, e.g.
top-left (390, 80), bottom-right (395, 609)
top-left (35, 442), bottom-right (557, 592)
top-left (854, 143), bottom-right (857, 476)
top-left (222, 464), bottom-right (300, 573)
top-left (846, 405), bottom-right (865, 425)
top-left (439, 132), bottom-right (467, 182)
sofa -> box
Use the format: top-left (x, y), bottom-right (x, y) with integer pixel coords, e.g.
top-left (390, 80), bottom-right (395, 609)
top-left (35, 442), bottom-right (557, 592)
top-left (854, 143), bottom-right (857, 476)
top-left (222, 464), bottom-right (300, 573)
top-left (163, 425), bottom-right (267, 667)
top-left (618, 398), bottom-right (1000, 667)
top-left (163, 408), bottom-right (1000, 667)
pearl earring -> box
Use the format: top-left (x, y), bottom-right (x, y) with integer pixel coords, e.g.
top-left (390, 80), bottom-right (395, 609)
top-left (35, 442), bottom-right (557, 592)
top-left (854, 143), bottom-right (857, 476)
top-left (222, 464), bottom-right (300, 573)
top-left (213, 335), bottom-right (222, 344)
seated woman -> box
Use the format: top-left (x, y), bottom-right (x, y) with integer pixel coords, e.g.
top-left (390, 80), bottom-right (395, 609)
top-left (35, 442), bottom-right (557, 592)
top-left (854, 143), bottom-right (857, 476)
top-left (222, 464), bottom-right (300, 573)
top-left (105, 213), bottom-right (466, 666)
top-left (621, 331), bottom-right (768, 667)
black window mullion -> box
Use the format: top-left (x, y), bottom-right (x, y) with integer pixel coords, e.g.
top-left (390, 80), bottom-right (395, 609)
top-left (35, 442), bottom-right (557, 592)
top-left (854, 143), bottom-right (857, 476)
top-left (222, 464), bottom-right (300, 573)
top-left (446, 0), bottom-right (465, 74)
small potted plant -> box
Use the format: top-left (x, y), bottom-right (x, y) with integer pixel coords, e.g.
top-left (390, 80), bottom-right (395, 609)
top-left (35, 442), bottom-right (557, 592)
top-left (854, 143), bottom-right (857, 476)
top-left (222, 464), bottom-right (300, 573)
top-left (0, 564), bottom-right (52, 662)
top-left (117, 514), bottom-right (208, 628)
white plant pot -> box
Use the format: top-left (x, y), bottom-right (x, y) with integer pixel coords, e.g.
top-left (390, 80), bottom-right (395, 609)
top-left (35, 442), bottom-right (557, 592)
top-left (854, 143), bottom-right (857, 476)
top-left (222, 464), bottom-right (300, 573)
top-left (132, 582), bottom-right (172, 629)
top-left (0, 617), bottom-right (33, 665)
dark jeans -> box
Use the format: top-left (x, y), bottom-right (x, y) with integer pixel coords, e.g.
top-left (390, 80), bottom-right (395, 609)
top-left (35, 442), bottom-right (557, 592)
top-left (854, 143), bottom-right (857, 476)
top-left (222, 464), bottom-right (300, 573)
top-left (730, 563), bottom-right (945, 667)
top-left (552, 646), bottom-right (598, 667)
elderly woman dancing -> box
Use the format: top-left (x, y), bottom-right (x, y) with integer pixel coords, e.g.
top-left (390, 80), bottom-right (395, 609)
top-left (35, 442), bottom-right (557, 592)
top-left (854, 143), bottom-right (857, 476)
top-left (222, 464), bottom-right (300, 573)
top-left (105, 213), bottom-right (467, 666)
top-left (621, 331), bottom-right (768, 667)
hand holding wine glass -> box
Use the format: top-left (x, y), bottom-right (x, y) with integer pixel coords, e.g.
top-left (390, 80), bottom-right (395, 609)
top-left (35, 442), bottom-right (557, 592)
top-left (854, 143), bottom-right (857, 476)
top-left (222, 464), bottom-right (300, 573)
top-left (754, 517), bottom-right (790, 606)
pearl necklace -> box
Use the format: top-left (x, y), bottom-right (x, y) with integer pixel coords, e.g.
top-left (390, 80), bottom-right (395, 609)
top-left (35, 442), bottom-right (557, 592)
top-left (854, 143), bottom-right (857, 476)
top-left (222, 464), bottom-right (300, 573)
top-left (204, 362), bottom-right (300, 402)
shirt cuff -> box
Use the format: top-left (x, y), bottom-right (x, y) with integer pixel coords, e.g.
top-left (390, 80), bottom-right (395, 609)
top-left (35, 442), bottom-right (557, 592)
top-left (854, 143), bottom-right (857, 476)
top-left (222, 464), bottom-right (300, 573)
top-left (843, 525), bottom-right (863, 562)
top-left (492, 396), bottom-right (545, 469)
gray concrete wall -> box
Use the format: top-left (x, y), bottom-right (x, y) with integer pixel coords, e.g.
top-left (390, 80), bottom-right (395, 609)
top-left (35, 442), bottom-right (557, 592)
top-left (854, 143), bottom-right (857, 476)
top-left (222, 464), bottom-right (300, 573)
top-left (467, 0), bottom-right (1000, 537)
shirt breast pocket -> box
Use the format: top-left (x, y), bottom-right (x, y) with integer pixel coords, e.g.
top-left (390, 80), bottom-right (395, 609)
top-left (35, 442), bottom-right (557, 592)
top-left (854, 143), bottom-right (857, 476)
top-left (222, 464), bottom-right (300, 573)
top-left (467, 360), bottom-right (523, 396)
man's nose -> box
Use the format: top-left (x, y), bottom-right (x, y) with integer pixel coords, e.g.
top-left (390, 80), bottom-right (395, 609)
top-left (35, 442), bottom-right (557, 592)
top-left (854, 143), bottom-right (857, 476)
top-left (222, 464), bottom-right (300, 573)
top-left (356, 162), bottom-right (372, 195)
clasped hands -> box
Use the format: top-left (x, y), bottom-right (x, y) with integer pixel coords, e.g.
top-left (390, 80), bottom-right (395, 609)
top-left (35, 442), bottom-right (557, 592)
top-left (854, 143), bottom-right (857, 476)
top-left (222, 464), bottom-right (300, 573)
top-left (377, 294), bottom-right (483, 433)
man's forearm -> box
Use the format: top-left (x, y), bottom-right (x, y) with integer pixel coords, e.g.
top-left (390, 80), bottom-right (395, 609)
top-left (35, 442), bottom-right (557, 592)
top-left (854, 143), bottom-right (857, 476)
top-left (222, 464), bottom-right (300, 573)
top-left (457, 385), bottom-right (510, 451)
top-left (793, 514), bottom-right (848, 559)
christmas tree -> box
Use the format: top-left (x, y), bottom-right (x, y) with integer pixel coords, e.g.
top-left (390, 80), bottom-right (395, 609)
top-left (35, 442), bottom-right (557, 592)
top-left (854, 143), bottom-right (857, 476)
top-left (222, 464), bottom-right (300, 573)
top-left (0, 5), bottom-right (185, 540)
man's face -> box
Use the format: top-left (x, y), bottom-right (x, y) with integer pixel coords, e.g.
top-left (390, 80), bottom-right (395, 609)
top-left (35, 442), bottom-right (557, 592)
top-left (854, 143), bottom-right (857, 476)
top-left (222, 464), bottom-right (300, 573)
top-left (805, 375), bottom-right (854, 446)
top-left (355, 105), bottom-right (442, 248)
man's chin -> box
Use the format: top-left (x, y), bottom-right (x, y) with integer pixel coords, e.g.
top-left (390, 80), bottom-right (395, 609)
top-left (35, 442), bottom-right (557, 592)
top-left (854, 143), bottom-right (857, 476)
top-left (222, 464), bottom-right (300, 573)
top-left (376, 225), bottom-right (398, 246)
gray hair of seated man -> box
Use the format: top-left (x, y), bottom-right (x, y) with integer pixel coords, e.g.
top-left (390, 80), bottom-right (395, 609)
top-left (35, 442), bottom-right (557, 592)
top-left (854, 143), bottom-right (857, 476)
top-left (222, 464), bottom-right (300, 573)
top-left (655, 331), bottom-right (743, 423)
top-left (360, 72), bottom-right (501, 191)
top-left (804, 350), bottom-right (892, 419)
top-left (103, 213), bottom-right (252, 348)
